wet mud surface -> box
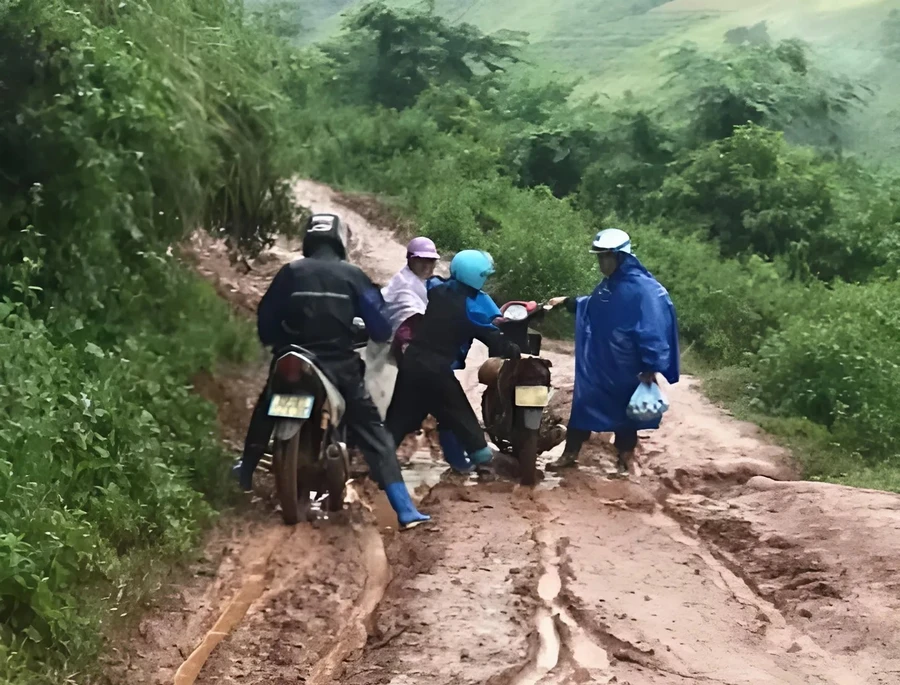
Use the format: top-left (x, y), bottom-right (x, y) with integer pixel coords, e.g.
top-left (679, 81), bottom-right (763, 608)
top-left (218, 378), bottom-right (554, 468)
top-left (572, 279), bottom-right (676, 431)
top-left (108, 180), bottom-right (900, 685)
top-left (342, 482), bottom-right (540, 685)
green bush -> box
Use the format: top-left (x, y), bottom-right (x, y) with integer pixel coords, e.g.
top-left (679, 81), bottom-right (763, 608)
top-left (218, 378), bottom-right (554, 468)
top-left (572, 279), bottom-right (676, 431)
top-left (657, 125), bottom-right (899, 283)
top-left (664, 39), bottom-right (867, 148)
top-left (631, 225), bottom-right (801, 366)
top-left (0, 272), bottom-right (255, 682)
top-left (0, 0), bottom-right (300, 310)
top-left (0, 0), bottom-right (274, 679)
top-left (754, 280), bottom-right (900, 461)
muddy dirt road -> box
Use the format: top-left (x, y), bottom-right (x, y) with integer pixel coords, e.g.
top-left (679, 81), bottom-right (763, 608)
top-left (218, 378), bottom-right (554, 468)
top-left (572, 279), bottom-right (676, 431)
top-left (111, 181), bottom-right (900, 685)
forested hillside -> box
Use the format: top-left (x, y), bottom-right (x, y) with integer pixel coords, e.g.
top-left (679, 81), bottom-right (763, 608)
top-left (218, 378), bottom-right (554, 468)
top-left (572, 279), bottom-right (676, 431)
top-left (250, 0), bottom-right (900, 164)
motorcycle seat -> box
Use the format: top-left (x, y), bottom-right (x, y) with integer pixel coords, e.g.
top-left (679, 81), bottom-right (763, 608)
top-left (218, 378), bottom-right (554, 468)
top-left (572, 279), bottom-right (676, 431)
top-left (273, 347), bottom-right (346, 424)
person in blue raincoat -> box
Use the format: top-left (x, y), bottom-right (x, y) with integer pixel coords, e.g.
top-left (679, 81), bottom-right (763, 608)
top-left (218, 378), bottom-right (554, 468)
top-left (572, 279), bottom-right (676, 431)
top-left (546, 228), bottom-right (679, 475)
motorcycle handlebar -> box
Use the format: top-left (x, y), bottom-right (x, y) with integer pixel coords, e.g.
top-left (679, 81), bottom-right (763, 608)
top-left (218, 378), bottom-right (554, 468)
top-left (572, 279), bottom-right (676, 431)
top-left (495, 302), bottom-right (554, 326)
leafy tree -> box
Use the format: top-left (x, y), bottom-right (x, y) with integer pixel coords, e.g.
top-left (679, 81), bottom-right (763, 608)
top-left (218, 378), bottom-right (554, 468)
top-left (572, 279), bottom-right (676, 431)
top-left (577, 110), bottom-right (676, 219)
top-left (658, 125), bottom-right (834, 273)
top-left (489, 77), bottom-right (578, 127)
top-left (665, 39), bottom-right (869, 149)
top-left (507, 124), bottom-right (607, 198)
top-left (413, 85), bottom-right (492, 136)
top-left (657, 125), bottom-right (898, 282)
top-left (340, 1), bottom-right (525, 110)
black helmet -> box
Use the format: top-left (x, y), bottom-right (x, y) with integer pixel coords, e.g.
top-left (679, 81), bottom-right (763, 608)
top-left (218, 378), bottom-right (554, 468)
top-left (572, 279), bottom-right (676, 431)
top-left (302, 213), bottom-right (348, 259)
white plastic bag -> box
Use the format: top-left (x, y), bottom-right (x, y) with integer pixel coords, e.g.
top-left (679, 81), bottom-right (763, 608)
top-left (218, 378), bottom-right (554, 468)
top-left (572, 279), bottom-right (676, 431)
top-left (626, 382), bottom-right (669, 423)
top-left (361, 340), bottom-right (398, 421)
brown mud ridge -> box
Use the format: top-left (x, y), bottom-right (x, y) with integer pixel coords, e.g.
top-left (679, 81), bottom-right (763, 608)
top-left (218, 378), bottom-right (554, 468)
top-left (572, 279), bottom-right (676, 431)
top-left (109, 181), bottom-right (900, 685)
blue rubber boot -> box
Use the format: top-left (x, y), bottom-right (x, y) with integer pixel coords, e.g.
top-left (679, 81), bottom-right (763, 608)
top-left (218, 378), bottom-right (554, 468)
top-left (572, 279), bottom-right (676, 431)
top-left (385, 482), bottom-right (431, 530)
top-left (231, 460), bottom-right (254, 494)
top-left (469, 446), bottom-right (494, 468)
top-left (438, 429), bottom-right (474, 473)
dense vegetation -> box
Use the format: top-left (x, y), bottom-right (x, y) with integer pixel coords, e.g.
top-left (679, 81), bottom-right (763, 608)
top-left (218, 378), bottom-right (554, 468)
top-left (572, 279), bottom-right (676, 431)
top-left (253, 0), bottom-right (900, 167)
top-left (0, 0), bottom-right (296, 681)
top-left (2, 0), bottom-right (899, 681)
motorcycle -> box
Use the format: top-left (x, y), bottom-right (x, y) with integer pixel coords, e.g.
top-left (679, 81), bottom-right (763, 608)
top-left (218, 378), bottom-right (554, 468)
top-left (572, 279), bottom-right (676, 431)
top-left (262, 320), bottom-right (369, 525)
top-left (478, 301), bottom-right (555, 486)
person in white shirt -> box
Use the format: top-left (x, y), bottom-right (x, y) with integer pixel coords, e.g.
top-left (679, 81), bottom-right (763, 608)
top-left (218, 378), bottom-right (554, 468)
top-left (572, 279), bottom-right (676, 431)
top-left (381, 236), bottom-right (441, 352)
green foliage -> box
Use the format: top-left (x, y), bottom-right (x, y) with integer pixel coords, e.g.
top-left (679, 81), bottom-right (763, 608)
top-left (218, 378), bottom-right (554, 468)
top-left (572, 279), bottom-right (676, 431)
top-left (282, 4), bottom-right (900, 478)
top-left (337, 1), bottom-right (525, 110)
top-left (508, 124), bottom-right (608, 198)
top-left (0, 0), bottom-right (269, 680)
top-left (659, 126), bottom-right (834, 271)
top-left (658, 126), bottom-right (900, 282)
top-left (576, 109), bottom-right (676, 220)
top-left (754, 280), bottom-right (900, 462)
top-left (632, 224), bottom-right (798, 366)
top-left (0, 275), bottom-right (255, 682)
top-left (0, 0), bottom-right (301, 307)
top-left (665, 39), bottom-right (868, 149)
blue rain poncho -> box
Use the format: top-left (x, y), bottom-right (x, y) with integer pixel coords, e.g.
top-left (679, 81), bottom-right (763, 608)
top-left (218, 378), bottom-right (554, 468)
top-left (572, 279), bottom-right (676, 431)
top-left (569, 254), bottom-right (680, 433)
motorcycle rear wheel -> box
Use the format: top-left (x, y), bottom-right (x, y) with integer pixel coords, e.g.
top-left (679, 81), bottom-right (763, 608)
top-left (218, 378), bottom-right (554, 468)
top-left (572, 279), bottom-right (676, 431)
top-left (274, 432), bottom-right (309, 525)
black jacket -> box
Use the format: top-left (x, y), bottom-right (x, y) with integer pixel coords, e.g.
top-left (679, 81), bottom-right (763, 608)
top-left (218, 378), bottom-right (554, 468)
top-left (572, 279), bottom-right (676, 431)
top-left (405, 278), bottom-right (518, 372)
top-left (256, 248), bottom-right (391, 363)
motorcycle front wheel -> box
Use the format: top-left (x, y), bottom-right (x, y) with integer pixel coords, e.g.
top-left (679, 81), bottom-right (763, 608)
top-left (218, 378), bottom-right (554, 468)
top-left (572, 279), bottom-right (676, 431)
top-left (513, 414), bottom-right (540, 487)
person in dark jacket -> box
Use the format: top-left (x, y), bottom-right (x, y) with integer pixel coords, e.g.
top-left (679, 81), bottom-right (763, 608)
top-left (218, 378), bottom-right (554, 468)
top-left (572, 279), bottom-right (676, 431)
top-left (233, 213), bottom-right (429, 529)
top-left (385, 250), bottom-right (520, 467)
top-left (546, 228), bottom-right (679, 476)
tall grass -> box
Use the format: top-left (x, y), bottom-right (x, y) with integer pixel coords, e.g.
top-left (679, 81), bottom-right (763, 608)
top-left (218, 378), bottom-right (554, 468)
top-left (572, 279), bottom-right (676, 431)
top-left (0, 0), bottom-right (291, 680)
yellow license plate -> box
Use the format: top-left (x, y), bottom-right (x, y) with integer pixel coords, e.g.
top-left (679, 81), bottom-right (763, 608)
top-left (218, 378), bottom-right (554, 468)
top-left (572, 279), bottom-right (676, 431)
top-left (515, 386), bottom-right (549, 407)
top-left (268, 394), bottom-right (315, 419)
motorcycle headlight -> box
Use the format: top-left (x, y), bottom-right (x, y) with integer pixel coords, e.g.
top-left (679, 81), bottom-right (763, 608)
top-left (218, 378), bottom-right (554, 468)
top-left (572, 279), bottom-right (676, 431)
top-left (503, 304), bottom-right (528, 322)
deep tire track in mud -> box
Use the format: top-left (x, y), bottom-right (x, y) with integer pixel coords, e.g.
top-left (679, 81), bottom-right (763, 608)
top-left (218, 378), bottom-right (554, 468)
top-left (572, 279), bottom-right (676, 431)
top-left (342, 482), bottom-right (542, 685)
top-left (110, 180), bottom-right (900, 685)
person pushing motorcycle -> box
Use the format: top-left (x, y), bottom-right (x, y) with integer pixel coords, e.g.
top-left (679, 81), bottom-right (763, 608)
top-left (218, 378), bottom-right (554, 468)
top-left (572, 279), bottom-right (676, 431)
top-left (232, 213), bottom-right (430, 530)
top-left (380, 237), bottom-right (480, 474)
top-left (385, 250), bottom-right (520, 466)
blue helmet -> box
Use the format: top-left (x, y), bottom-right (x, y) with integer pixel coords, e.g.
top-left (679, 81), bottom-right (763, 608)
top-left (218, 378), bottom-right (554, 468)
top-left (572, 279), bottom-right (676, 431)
top-left (450, 250), bottom-right (495, 290)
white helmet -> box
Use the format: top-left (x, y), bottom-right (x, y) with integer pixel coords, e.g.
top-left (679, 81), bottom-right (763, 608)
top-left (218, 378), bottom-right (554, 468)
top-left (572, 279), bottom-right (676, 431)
top-left (590, 228), bottom-right (632, 254)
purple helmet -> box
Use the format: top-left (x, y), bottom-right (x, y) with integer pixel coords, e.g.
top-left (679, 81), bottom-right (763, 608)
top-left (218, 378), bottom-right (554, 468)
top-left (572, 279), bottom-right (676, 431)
top-left (406, 237), bottom-right (440, 260)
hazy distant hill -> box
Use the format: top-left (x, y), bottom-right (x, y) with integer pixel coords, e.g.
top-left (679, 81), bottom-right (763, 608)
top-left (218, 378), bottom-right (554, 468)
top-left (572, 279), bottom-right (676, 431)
top-left (249, 0), bottom-right (900, 164)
